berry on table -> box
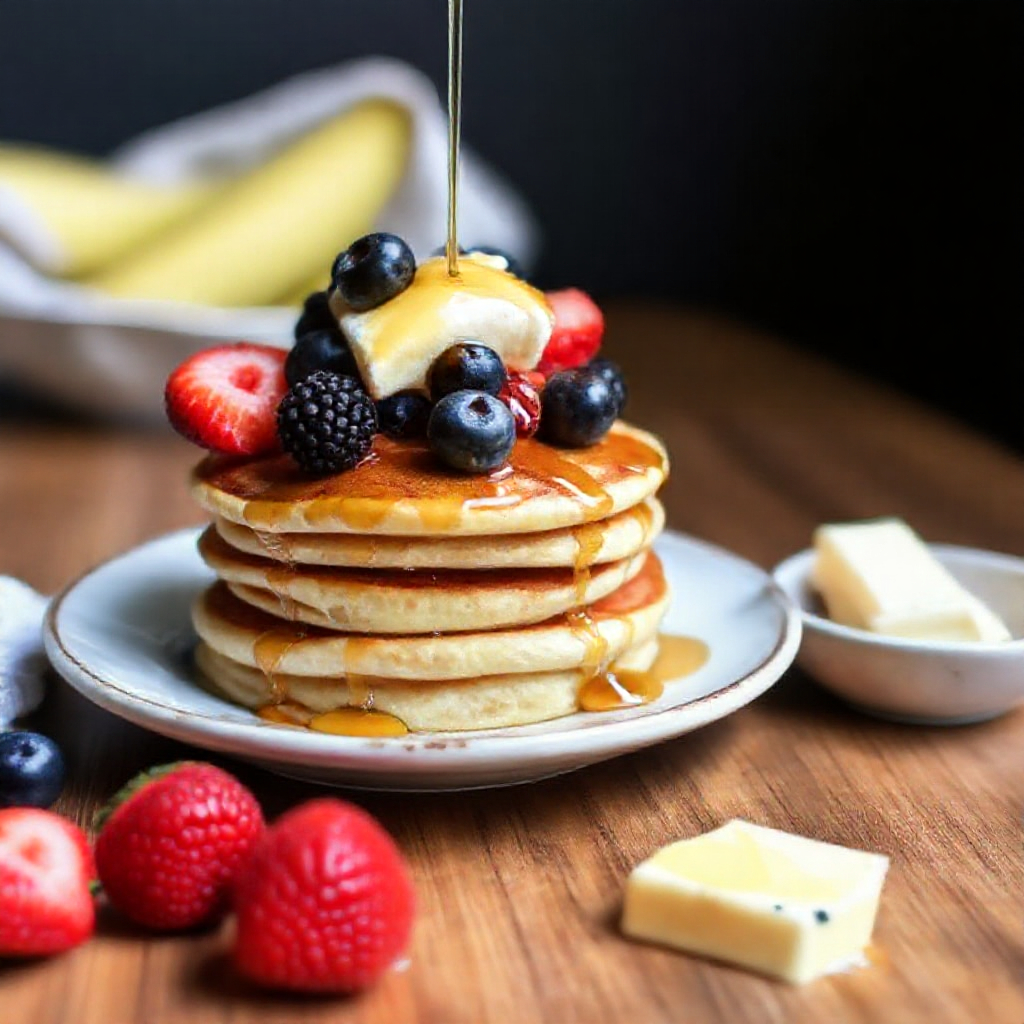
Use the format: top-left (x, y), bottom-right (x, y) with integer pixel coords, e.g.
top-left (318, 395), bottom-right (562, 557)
top-left (233, 798), bottom-right (416, 993)
top-left (540, 368), bottom-right (619, 447)
top-left (499, 371), bottom-right (542, 438)
top-left (537, 288), bottom-right (605, 374)
top-left (293, 290), bottom-right (336, 340)
top-left (165, 343), bottom-right (288, 456)
top-left (0, 731), bottom-right (65, 809)
top-left (586, 357), bottom-right (628, 414)
top-left (377, 391), bottom-right (432, 440)
top-left (94, 761), bottom-right (264, 931)
top-left (332, 232), bottom-right (416, 311)
top-left (429, 390), bottom-right (516, 473)
top-left (0, 808), bottom-right (95, 956)
top-left (277, 371), bottom-right (378, 475)
top-left (285, 328), bottom-right (360, 388)
top-left (428, 343), bottom-right (507, 401)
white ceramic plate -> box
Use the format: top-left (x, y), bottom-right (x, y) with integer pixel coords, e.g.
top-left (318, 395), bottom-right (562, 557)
top-left (44, 528), bottom-right (801, 790)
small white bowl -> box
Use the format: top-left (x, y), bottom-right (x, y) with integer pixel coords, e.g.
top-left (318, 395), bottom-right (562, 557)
top-left (772, 544), bottom-right (1024, 725)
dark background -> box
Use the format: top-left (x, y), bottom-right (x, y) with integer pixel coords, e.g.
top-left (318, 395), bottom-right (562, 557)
top-left (0, 0), bottom-right (1019, 449)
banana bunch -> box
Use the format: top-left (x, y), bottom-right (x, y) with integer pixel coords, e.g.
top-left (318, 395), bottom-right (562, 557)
top-left (0, 98), bottom-right (411, 307)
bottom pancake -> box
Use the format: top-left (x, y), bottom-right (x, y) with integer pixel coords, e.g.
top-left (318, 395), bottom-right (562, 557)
top-left (195, 639), bottom-right (659, 732)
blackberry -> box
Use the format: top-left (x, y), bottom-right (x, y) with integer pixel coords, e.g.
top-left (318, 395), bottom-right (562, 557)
top-left (277, 371), bottom-right (377, 475)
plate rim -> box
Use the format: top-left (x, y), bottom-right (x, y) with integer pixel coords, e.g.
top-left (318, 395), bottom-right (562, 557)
top-left (44, 526), bottom-right (802, 772)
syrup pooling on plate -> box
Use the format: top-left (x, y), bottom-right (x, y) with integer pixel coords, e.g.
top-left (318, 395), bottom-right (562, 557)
top-left (578, 634), bottom-right (711, 713)
top-left (257, 702), bottom-right (311, 726)
top-left (309, 708), bottom-right (409, 738)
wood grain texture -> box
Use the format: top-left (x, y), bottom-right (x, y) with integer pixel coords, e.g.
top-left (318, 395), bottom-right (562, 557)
top-left (1, 306), bottom-right (1022, 1023)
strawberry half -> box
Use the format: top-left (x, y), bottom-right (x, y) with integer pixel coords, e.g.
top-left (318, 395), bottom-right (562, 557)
top-left (165, 343), bottom-right (288, 455)
top-left (0, 808), bottom-right (95, 956)
top-left (537, 288), bottom-right (605, 375)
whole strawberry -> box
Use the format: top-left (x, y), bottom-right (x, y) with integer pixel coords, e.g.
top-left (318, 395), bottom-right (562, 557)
top-left (0, 808), bottom-right (95, 956)
top-left (233, 798), bottom-right (415, 992)
top-left (537, 288), bottom-right (605, 374)
top-left (94, 762), bottom-right (264, 930)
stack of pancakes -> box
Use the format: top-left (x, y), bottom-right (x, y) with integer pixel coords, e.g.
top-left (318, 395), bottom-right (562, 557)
top-left (190, 422), bottom-right (671, 732)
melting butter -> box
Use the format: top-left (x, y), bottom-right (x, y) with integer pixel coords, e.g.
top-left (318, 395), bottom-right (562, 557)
top-left (331, 255), bottom-right (553, 399)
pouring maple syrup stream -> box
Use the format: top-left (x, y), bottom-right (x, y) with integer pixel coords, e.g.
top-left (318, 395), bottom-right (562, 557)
top-left (446, 0), bottom-right (464, 279)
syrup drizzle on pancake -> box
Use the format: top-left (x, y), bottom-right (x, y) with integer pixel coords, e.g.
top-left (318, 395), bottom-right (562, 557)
top-left (194, 429), bottom-right (663, 535)
top-left (571, 520), bottom-right (607, 604)
top-left (252, 626), bottom-right (308, 704)
top-left (201, 426), bottom-right (687, 736)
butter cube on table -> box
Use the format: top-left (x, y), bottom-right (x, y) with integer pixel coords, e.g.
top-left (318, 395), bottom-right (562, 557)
top-left (621, 820), bottom-right (889, 984)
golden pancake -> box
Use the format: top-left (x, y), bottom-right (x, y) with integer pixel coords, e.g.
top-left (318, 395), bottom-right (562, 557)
top-left (192, 421), bottom-right (668, 537)
top-left (198, 526), bottom-right (648, 633)
top-left (212, 497), bottom-right (664, 570)
top-left (192, 554), bottom-right (670, 681)
top-left (195, 638), bottom-right (660, 732)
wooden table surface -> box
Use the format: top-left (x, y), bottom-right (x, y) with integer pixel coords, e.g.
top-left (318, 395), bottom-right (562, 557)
top-left (1, 306), bottom-right (1022, 1024)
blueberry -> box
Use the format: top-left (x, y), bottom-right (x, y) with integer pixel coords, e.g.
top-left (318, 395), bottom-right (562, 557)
top-left (0, 731), bottom-right (65, 809)
top-left (293, 290), bottom-right (335, 340)
top-left (428, 343), bottom-right (507, 401)
top-left (377, 391), bottom-right (432, 440)
top-left (586, 357), bottom-right (628, 413)
top-left (539, 369), bottom-right (619, 447)
top-left (332, 232), bottom-right (415, 311)
top-left (428, 391), bottom-right (516, 473)
top-left (286, 328), bottom-right (360, 388)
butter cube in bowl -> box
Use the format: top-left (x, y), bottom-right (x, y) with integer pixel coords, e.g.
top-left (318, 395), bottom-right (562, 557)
top-left (772, 519), bottom-right (1024, 724)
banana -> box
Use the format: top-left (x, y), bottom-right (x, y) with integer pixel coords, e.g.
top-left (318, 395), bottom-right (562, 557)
top-left (90, 100), bottom-right (411, 307)
top-left (0, 144), bottom-right (216, 276)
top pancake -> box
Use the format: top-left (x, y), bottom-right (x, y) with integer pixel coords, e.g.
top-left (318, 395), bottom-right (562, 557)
top-left (192, 421), bottom-right (668, 537)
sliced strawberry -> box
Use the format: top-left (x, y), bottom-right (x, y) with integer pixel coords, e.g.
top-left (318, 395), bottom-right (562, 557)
top-left (0, 808), bottom-right (95, 956)
top-left (537, 289), bottom-right (605, 375)
top-left (165, 343), bottom-right (288, 455)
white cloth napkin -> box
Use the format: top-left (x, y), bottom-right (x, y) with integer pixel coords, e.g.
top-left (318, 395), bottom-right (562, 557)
top-left (0, 577), bottom-right (48, 729)
top-left (0, 57), bottom-right (539, 417)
